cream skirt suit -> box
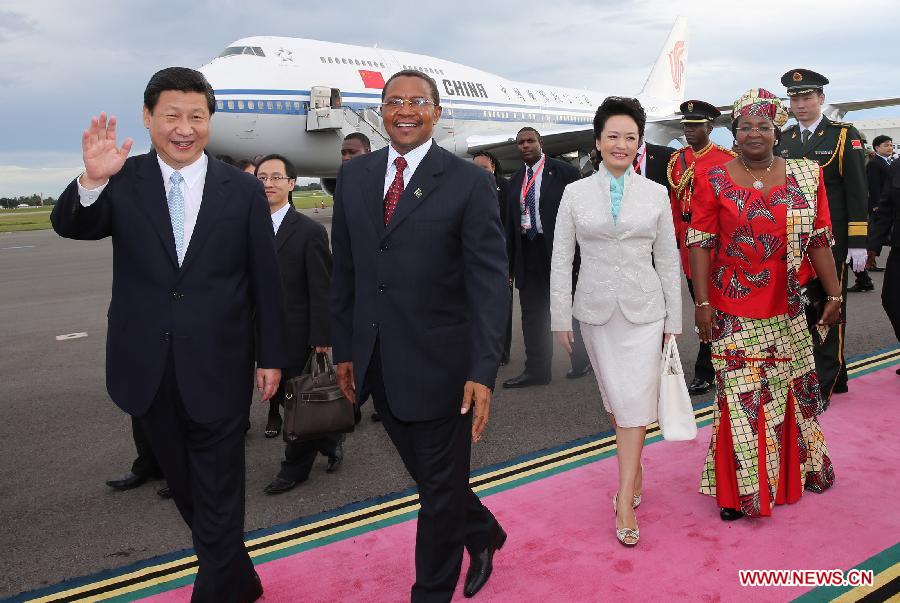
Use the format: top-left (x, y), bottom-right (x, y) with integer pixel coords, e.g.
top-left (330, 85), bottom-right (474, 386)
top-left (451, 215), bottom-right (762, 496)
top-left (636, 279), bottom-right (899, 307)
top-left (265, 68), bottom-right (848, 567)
top-left (550, 167), bottom-right (681, 427)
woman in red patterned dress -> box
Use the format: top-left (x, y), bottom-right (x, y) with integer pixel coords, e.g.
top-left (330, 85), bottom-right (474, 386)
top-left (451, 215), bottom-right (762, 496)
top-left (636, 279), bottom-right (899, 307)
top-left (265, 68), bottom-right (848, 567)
top-left (687, 89), bottom-right (842, 520)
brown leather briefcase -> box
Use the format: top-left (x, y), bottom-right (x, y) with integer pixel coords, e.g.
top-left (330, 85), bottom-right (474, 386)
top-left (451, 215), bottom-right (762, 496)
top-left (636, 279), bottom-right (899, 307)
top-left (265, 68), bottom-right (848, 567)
top-left (283, 352), bottom-right (355, 442)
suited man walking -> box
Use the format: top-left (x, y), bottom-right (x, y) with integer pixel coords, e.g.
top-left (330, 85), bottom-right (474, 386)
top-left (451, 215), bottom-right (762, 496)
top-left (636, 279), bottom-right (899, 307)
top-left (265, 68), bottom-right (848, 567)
top-left (254, 154), bottom-right (345, 495)
top-left (331, 70), bottom-right (509, 602)
top-left (503, 128), bottom-right (590, 388)
top-left (867, 158), bottom-right (900, 363)
top-left (51, 68), bottom-right (286, 603)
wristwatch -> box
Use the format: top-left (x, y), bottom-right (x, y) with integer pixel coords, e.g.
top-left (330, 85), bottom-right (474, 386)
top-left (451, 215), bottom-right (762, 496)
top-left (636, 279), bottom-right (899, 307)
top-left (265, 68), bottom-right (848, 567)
top-left (825, 295), bottom-right (843, 303)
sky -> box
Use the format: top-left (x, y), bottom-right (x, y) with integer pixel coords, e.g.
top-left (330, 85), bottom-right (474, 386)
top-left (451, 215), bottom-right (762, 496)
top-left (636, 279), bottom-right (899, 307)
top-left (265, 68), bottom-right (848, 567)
top-left (2, 0), bottom-right (900, 197)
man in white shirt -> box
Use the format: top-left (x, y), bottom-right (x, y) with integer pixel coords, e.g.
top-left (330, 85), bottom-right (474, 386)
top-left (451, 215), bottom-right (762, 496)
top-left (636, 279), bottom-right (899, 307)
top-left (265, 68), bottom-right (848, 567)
top-left (51, 67), bottom-right (286, 603)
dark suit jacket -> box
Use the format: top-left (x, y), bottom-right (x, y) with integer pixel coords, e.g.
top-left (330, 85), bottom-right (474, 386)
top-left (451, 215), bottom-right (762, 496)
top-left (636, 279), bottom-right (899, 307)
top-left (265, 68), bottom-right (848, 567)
top-left (869, 159), bottom-right (900, 251)
top-left (644, 143), bottom-right (678, 193)
top-left (867, 155), bottom-right (891, 214)
top-left (330, 142), bottom-right (509, 422)
top-left (276, 205), bottom-right (331, 367)
top-left (505, 156), bottom-right (581, 286)
top-left (52, 152), bottom-right (287, 423)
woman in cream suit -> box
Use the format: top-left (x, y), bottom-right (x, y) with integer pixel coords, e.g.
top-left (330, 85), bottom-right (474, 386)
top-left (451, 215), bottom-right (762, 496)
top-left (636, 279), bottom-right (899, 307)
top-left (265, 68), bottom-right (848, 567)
top-left (551, 97), bottom-right (681, 547)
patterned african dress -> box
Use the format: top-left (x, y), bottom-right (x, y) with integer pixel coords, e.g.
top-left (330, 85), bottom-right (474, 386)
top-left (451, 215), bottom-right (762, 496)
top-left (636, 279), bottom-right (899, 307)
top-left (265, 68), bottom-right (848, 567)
top-left (686, 159), bottom-right (836, 517)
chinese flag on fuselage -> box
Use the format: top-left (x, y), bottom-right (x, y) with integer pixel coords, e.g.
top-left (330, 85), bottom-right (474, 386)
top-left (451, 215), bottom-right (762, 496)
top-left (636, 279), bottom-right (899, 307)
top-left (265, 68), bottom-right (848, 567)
top-left (359, 70), bottom-right (385, 89)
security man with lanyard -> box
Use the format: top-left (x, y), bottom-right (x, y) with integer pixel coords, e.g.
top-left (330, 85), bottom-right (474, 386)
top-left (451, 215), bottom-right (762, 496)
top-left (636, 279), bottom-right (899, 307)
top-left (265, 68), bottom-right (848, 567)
top-left (777, 68), bottom-right (868, 400)
top-left (667, 99), bottom-right (735, 395)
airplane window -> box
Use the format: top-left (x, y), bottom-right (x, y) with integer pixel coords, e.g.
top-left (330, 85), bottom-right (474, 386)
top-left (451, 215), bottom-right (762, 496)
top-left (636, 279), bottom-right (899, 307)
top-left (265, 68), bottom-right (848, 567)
top-left (216, 100), bottom-right (224, 110)
top-left (267, 101), bottom-right (274, 111)
top-left (341, 58), bottom-right (347, 64)
top-left (252, 47), bottom-right (265, 56)
top-left (247, 101), bottom-right (255, 109)
top-left (293, 101), bottom-right (300, 110)
top-left (328, 57), bottom-right (333, 63)
top-left (237, 100), bottom-right (244, 109)
top-left (217, 47), bottom-right (245, 58)
top-left (355, 59), bottom-right (360, 65)
top-left (320, 57), bottom-right (326, 63)
top-left (380, 62), bottom-right (385, 67)
top-left (276, 101), bottom-right (283, 110)
top-left (227, 101), bottom-right (234, 109)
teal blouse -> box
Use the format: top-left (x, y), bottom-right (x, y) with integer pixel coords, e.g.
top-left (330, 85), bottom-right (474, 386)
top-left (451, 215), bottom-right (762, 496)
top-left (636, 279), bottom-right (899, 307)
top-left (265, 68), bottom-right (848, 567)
top-left (603, 164), bottom-right (633, 225)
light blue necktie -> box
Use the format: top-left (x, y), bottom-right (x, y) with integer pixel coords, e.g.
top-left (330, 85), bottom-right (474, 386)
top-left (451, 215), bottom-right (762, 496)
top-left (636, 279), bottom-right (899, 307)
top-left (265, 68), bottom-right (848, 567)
top-left (168, 171), bottom-right (185, 265)
top-left (525, 165), bottom-right (537, 240)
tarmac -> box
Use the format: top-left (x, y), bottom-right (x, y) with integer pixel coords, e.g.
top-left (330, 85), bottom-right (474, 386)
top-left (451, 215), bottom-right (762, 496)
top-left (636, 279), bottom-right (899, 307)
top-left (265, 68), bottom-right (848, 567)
top-left (1, 210), bottom-right (897, 599)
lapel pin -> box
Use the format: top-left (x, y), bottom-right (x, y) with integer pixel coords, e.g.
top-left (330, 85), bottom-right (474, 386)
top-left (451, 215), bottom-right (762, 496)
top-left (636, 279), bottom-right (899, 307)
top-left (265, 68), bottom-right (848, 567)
top-left (414, 188), bottom-right (422, 198)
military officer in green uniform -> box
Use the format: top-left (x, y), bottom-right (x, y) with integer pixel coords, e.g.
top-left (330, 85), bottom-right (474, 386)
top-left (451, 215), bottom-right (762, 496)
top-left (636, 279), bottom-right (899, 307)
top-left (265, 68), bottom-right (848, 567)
top-left (777, 69), bottom-right (869, 402)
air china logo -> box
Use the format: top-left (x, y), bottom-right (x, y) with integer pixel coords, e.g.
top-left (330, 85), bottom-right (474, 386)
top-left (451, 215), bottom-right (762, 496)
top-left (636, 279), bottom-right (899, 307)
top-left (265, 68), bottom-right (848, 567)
top-left (668, 40), bottom-right (685, 92)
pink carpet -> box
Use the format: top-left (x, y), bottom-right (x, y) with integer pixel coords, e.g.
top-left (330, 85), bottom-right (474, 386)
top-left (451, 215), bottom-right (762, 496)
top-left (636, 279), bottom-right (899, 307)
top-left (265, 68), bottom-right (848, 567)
top-left (145, 365), bottom-right (899, 602)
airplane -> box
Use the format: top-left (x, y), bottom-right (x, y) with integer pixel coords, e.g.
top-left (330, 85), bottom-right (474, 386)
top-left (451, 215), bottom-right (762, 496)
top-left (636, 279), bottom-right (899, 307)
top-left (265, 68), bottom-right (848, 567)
top-left (198, 17), bottom-right (900, 191)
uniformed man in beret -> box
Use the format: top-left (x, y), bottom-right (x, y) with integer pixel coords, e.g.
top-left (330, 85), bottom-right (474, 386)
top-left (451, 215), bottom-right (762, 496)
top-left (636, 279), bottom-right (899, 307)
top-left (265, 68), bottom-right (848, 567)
top-left (667, 99), bottom-right (735, 395)
top-left (777, 68), bottom-right (869, 401)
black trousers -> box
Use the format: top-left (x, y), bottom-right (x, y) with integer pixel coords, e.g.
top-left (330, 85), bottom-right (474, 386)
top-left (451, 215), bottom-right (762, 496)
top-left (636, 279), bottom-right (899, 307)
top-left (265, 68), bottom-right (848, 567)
top-left (805, 259), bottom-right (849, 398)
top-left (275, 365), bottom-right (343, 482)
top-left (139, 352), bottom-right (256, 603)
top-left (365, 348), bottom-right (497, 603)
top-left (685, 278), bottom-right (715, 383)
top-left (883, 247), bottom-right (900, 342)
top-left (519, 234), bottom-right (588, 378)
top-left (129, 416), bottom-right (162, 478)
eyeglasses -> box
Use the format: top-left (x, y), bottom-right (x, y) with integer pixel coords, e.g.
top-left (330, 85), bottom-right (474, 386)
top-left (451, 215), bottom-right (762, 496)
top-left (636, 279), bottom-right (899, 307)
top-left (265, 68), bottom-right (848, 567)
top-left (257, 175), bottom-right (292, 183)
top-left (381, 97), bottom-right (436, 110)
top-left (736, 125), bottom-right (775, 135)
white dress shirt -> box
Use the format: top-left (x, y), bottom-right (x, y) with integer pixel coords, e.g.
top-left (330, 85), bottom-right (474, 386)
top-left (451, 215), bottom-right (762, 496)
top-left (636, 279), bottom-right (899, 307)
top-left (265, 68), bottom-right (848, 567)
top-left (77, 153), bottom-right (208, 253)
top-left (520, 153), bottom-right (545, 233)
top-left (633, 143), bottom-right (648, 176)
top-left (384, 139), bottom-right (434, 197)
top-left (271, 203), bottom-right (290, 234)
top-left (800, 115), bottom-right (824, 139)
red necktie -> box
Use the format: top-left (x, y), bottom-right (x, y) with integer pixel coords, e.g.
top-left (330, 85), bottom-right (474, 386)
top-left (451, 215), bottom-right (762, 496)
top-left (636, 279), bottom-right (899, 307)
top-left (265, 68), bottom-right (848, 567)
top-left (632, 156), bottom-right (641, 175)
top-left (384, 156), bottom-right (407, 224)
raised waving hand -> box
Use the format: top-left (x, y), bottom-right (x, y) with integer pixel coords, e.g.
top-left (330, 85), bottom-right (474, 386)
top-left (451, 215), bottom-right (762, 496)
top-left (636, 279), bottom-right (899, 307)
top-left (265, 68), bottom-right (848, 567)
top-left (81, 112), bottom-right (133, 188)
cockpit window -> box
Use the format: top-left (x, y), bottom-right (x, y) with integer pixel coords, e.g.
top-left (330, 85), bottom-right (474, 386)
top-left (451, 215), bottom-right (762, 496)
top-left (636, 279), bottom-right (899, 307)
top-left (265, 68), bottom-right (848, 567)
top-left (217, 46), bottom-right (266, 58)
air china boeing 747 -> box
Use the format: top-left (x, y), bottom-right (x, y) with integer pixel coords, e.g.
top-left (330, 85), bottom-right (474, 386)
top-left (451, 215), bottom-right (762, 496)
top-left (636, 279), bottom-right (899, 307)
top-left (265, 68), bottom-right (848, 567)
top-left (198, 17), bottom-right (899, 187)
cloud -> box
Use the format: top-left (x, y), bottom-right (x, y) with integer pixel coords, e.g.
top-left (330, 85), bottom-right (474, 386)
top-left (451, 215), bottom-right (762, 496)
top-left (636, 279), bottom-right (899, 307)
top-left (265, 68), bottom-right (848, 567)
top-left (0, 165), bottom-right (82, 198)
top-left (3, 0), bottom-right (900, 194)
top-left (0, 9), bottom-right (36, 43)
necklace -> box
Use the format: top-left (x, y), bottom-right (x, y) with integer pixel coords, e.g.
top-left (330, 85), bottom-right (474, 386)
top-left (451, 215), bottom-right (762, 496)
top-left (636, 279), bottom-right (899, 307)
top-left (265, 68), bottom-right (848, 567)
top-left (740, 155), bottom-right (775, 190)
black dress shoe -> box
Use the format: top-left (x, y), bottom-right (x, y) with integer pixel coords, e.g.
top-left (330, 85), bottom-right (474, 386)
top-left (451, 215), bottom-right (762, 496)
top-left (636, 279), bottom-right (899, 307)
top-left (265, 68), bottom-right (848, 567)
top-left (106, 472), bottom-right (150, 491)
top-left (565, 364), bottom-right (592, 379)
top-left (264, 477), bottom-right (298, 495)
top-left (264, 415), bottom-right (282, 439)
top-left (326, 442), bottom-right (344, 473)
top-left (371, 411), bottom-right (381, 422)
top-left (502, 372), bottom-right (550, 388)
top-left (870, 265), bottom-right (885, 272)
top-left (157, 485), bottom-right (172, 499)
top-left (688, 378), bottom-right (713, 395)
top-left (464, 523), bottom-right (507, 598)
top-left (847, 282), bottom-right (874, 292)
top-left (238, 571), bottom-right (263, 603)
top-left (719, 507), bottom-right (744, 521)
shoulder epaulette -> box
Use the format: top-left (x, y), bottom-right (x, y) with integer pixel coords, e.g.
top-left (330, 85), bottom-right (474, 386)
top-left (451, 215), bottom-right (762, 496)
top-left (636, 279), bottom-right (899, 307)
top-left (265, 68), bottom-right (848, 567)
top-left (715, 144), bottom-right (737, 157)
top-left (829, 120), bottom-right (854, 129)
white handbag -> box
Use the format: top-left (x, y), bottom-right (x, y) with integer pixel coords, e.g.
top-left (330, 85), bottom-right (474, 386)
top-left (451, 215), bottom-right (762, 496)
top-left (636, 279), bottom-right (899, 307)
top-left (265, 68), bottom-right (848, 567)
top-left (657, 337), bottom-right (698, 441)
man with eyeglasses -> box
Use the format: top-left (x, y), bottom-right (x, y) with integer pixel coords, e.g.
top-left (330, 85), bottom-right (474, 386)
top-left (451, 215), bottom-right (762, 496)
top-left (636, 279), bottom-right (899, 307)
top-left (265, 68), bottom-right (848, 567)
top-left (331, 70), bottom-right (509, 601)
top-left (777, 68), bottom-right (869, 400)
top-left (253, 154), bottom-right (344, 495)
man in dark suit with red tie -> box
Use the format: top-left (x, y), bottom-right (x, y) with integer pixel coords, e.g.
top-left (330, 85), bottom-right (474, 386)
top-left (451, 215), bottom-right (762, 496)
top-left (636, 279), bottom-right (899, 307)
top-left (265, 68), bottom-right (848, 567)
top-left (331, 70), bottom-right (509, 602)
top-left (51, 67), bottom-right (286, 603)
top-left (503, 128), bottom-right (590, 388)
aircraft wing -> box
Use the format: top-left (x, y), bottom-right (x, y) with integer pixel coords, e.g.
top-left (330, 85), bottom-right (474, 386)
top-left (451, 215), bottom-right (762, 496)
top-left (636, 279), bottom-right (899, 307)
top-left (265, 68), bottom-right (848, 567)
top-left (464, 114), bottom-right (689, 162)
